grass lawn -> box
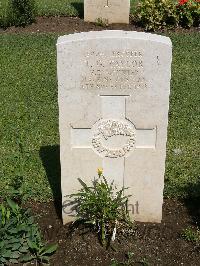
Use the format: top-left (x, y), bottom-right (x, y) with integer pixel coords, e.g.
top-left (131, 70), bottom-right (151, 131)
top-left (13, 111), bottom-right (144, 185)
top-left (165, 33), bottom-right (200, 198)
top-left (35, 0), bottom-right (83, 17)
top-left (0, 32), bottom-right (199, 201)
top-left (0, 0), bottom-right (137, 18)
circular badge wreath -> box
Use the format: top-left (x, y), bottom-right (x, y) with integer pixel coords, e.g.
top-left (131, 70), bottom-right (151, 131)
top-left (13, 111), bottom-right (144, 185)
top-left (91, 119), bottom-right (135, 158)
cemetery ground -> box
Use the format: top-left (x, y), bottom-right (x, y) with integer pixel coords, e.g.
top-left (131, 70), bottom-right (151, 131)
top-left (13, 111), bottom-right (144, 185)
top-left (0, 12), bottom-right (200, 266)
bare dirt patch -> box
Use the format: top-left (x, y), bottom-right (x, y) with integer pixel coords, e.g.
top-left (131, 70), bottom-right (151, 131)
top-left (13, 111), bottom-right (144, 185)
top-left (21, 198), bottom-right (200, 266)
top-left (0, 16), bottom-right (199, 34)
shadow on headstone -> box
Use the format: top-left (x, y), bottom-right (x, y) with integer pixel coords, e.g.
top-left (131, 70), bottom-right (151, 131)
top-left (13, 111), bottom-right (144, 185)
top-left (71, 1), bottom-right (84, 18)
top-left (39, 145), bottom-right (62, 220)
top-left (183, 181), bottom-right (200, 226)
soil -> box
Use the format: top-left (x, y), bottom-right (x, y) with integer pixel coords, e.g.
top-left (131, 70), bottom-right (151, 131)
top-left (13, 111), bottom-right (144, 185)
top-left (23, 198), bottom-right (200, 266)
top-left (0, 16), bottom-right (199, 34)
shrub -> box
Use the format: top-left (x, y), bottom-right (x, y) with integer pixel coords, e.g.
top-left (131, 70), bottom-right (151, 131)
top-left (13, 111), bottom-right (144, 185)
top-left (10, 0), bottom-right (36, 27)
top-left (177, 0), bottom-right (200, 27)
top-left (0, 0), bottom-right (36, 28)
top-left (67, 169), bottom-right (133, 247)
top-left (134, 0), bottom-right (178, 31)
top-left (0, 0), bottom-right (12, 28)
top-left (134, 0), bottom-right (200, 30)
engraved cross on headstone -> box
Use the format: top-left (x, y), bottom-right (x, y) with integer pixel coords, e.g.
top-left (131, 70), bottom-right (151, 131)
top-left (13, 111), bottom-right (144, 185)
top-left (71, 95), bottom-right (156, 187)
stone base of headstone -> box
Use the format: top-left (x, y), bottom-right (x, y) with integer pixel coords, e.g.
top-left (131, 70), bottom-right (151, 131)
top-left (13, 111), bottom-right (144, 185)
top-left (84, 0), bottom-right (130, 24)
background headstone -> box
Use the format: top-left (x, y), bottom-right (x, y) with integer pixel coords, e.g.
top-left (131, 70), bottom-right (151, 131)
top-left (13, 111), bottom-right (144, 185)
top-left (57, 31), bottom-right (172, 224)
top-left (84, 0), bottom-right (130, 24)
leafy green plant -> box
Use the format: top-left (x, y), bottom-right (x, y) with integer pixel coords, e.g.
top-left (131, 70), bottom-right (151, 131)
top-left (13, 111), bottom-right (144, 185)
top-left (0, 199), bottom-right (33, 265)
top-left (134, 0), bottom-right (199, 30)
top-left (139, 257), bottom-right (149, 266)
top-left (10, 0), bottom-right (36, 27)
top-left (95, 17), bottom-right (109, 27)
top-left (177, 0), bottom-right (200, 27)
top-left (67, 169), bottom-right (132, 247)
top-left (134, 0), bottom-right (178, 30)
top-left (181, 227), bottom-right (200, 243)
top-left (0, 199), bottom-right (57, 265)
top-left (22, 239), bottom-right (58, 264)
top-left (8, 176), bottom-right (30, 204)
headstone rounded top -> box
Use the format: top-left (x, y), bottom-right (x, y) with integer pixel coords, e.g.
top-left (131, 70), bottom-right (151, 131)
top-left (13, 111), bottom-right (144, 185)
top-left (57, 31), bottom-right (172, 47)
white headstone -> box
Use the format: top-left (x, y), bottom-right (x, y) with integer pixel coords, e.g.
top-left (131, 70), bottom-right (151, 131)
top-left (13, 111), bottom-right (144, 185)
top-left (57, 31), bottom-right (172, 224)
top-left (84, 0), bottom-right (130, 24)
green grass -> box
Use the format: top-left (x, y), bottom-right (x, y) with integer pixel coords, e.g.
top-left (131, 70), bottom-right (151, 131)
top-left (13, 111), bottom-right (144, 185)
top-left (165, 33), bottom-right (200, 198)
top-left (0, 32), bottom-right (199, 201)
top-left (36, 0), bottom-right (83, 17)
top-left (0, 0), bottom-right (138, 18)
top-left (0, 34), bottom-right (59, 201)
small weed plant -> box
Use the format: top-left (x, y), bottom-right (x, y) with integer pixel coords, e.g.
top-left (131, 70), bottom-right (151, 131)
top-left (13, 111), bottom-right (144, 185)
top-left (67, 169), bottom-right (132, 247)
top-left (111, 252), bottom-right (149, 266)
top-left (0, 199), bottom-right (57, 265)
top-left (181, 227), bottom-right (200, 243)
top-left (8, 175), bottom-right (28, 204)
top-left (95, 17), bottom-right (109, 26)
top-left (111, 252), bottom-right (134, 266)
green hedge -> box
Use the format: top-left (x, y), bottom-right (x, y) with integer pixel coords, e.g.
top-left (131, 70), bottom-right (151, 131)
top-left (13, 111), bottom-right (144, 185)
top-left (0, 0), bottom-right (36, 28)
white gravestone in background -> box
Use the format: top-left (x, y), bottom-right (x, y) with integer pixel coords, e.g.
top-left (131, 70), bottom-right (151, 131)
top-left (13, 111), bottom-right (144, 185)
top-left (57, 31), bottom-right (172, 224)
top-left (84, 0), bottom-right (130, 24)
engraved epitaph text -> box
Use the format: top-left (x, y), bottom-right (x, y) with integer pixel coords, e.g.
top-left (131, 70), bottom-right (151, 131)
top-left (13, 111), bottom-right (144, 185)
top-left (82, 50), bottom-right (147, 91)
